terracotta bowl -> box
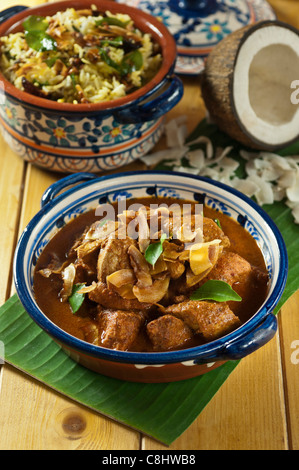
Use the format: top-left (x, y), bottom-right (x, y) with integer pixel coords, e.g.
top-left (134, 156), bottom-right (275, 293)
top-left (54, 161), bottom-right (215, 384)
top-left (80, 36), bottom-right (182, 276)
top-left (13, 171), bottom-right (288, 383)
top-left (0, 1), bottom-right (183, 173)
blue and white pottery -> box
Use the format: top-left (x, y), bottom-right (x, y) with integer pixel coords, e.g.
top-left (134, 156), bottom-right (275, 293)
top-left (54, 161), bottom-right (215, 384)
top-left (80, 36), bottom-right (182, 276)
top-left (0, 1), bottom-right (183, 173)
top-left (117, 0), bottom-right (276, 75)
top-left (13, 171), bottom-right (288, 383)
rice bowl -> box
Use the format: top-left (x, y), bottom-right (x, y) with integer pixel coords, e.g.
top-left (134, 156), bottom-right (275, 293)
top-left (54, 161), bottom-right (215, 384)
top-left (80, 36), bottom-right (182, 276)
top-left (0, 5), bottom-right (162, 104)
top-left (0, 0), bottom-right (183, 173)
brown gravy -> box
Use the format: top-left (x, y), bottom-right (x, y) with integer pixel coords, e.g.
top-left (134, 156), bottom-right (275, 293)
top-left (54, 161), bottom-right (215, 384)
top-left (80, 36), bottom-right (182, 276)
top-left (33, 197), bottom-right (269, 351)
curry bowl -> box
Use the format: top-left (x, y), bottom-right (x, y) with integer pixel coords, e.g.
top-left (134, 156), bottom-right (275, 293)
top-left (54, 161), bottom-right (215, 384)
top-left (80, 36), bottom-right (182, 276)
top-left (0, 1), bottom-right (183, 173)
top-left (13, 171), bottom-right (288, 382)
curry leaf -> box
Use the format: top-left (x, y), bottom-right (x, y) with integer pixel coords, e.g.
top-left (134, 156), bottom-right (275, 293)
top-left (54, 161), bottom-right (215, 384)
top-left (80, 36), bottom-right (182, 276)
top-left (121, 50), bottom-right (143, 75)
top-left (145, 233), bottom-right (167, 266)
top-left (23, 15), bottom-right (48, 32)
top-left (100, 36), bottom-right (123, 47)
top-left (99, 49), bottom-right (121, 73)
top-left (23, 15), bottom-right (56, 52)
top-left (99, 48), bottom-right (143, 76)
top-left (214, 218), bottom-right (222, 229)
top-left (68, 283), bottom-right (86, 314)
top-left (25, 31), bottom-right (57, 52)
top-left (190, 280), bottom-right (242, 302)
top-left (96, 17), bottom-right (130, 28)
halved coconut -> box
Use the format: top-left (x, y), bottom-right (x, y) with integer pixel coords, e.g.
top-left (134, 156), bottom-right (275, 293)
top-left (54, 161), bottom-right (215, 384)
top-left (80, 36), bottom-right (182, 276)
top-left (200, 21), bottom-right (299, 151)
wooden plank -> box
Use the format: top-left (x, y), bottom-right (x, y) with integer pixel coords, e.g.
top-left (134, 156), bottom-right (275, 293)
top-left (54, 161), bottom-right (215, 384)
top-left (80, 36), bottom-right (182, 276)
top-left (143, 333), bottom-right (288, 450)
top-left (1, 164), bottom-right (141, 450)
top-left (268, 0), bottom-right (299, 29)
top-left (0, 0), bottom-right (298, 451)
top-left (0, 0), bottom-right (139, 451)
top-left (0, 136), bottom-right (24, 304)
top-left (279, 292), bottom-right (299, 450)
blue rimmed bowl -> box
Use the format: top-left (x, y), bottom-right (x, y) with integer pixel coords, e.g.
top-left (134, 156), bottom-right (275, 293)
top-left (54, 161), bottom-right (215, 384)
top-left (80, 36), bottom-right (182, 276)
top-left (13, 171), bottom-right (288, 382)
top-left (0, 0), bottom-right (183, 173)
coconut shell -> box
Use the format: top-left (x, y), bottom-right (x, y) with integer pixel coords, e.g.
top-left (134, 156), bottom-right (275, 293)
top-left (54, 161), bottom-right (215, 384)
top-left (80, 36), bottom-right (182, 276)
top-left (200, 20), bottom-right (299, 151)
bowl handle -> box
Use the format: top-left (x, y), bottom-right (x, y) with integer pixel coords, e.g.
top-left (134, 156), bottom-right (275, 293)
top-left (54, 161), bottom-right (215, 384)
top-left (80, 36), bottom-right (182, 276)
top-left (41, 173), bottom-right (97, 208)
top-left (0, 6), bottom-right (28, 24)
top-left (114, 75), bottom-right (184, 124)
top-left (194, 313), bottom-right (278, 364)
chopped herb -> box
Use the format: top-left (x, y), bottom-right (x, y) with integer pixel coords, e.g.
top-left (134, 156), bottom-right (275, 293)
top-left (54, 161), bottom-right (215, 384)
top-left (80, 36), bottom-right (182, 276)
top-left (190, 280), bottom-right (242, 302)
top-left (23, 15), bottom-right (57, 52)
top-left (121, 50), bottom-right (143, 75)
top-left (23, 15), bottom-right (48, 33)
top-left (68, 283), bottom-right (86, 314)
top-left (145, 233), bottom-right (167, 266)
top-left (99, 48), bottom-right (143, 76)
top-left (70, 73), bottom-right (77, 87)
top-left (100, 36), bottom-right (123, 47)
top-left (96, 17), bottom-right (130, 28)
top-left (99, 48), bottom-right (121, 73)
top-left (214, 218), bottom-right (222, 229)
top-left (45, 56), bottom-right (58, 68)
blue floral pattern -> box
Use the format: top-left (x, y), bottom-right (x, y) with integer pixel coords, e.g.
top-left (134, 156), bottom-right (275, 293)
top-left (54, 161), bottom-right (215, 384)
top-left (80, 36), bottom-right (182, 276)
top-left (0, 94), bottom-right (164, 173)
top-left (117, 0), bottom-right (276, 76)
top-left (201, 19), bottom-right (231, 41)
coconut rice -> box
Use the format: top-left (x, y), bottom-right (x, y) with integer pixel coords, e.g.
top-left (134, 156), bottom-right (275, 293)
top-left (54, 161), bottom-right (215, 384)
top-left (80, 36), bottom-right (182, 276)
top-left (0, 5), bottom-right (162, 104)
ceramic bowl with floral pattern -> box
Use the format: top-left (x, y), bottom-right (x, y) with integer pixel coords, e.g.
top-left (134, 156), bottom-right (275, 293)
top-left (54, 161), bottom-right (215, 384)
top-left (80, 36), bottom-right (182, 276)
top-left (0, 1), bottom-right (183, 173)
top-left (13, 171), bottom-right (288, 383)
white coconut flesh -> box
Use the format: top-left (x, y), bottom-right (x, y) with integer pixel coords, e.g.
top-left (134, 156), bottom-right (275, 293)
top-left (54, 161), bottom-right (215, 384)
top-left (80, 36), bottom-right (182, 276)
top-left (233, 25), bottom-right (299, 147)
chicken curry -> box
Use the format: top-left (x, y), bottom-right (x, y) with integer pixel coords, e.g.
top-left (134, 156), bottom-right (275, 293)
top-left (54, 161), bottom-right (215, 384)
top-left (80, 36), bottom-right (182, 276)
top-left (33, 197), bottom-right (269, 352)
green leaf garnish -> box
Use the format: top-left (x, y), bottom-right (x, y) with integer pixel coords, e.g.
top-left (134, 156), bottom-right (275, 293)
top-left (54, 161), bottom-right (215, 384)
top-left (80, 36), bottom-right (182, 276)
top-left (145, 233), bottom-right (167, 266)
top-left (70, 73), bottom-right (77, 88)
top-left (190, 280), bottom-right (242, 302)
top-left (68, 283), bottom-right (85, 314)
top-left (214, 218), bottom-right (222, 229)
top-left (96, 17), bottom-right (130, 28)
top-left (99, 48), bottom-right (143, 76)
top-left (121, 50), bottom-right (143, 75)
top-left (23, 15), bottom-right (48, 32)
top-left (100, 36), bottom-right (123, 47)
top-left (23, 15), bottom-right (56, 52)
top-left (99, 48), bottom-right (121, 73)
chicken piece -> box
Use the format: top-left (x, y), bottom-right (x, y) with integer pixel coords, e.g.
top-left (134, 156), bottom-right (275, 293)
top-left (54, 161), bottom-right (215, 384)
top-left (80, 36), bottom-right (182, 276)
top-left (206, 251), bottom-right (251, 286)
top-left (98, 309), bottom-right (143, 351)
top-left (147, 315), bottom-right (193, 351)
top-left (97, 236), bottom-right (137, 282)
top-left (81, 322), bottom-right (99, 345)
top-left (88, 281), bottom-right (151, 311)
top-left (203, 217), bottom-right (230, 248)
top-left (163, 300), bottom-right (240, 341)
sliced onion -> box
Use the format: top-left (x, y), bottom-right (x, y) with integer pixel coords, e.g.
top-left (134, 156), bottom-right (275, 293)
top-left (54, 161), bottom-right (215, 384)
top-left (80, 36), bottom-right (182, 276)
top-left (84, 220), bottom-right (117, 241)
top-left (149, 256), bottom-right (167, 275)
top-left (128, 245), bottom-right (152, 288)
top-left (133, 276), bottom-right (170, 303)
top-left (60, 263), bottom-right (76, 301)
top-left (76, 239), bottom-right (102, 259)
top-left (162, 240), bottom-right (182, 260)
top-left (76, 282), bottom-right (97, 294)
top-left (106, 269), bottom-right (136, 288)
top-left (189, 239), bottom-right (221, 276)
top-left (165, 260), bottom-right (185, 279)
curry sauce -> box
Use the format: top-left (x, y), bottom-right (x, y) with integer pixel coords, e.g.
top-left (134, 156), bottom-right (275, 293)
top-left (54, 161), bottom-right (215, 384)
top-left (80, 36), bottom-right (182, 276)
top-left (33, 198), bottom-right (269, 352)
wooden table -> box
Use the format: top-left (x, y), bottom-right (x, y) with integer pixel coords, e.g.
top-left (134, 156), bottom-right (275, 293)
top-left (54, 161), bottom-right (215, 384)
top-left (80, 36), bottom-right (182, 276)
top-left (0, 0), bottom-right (298, 451)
